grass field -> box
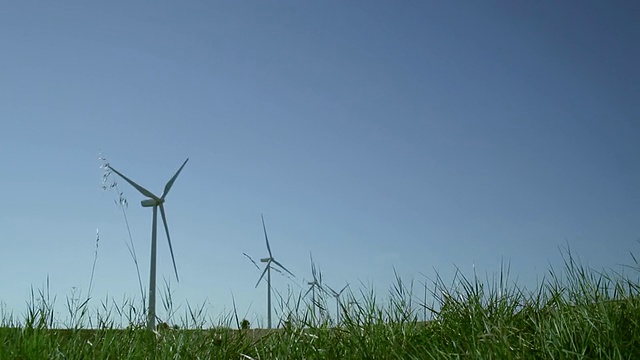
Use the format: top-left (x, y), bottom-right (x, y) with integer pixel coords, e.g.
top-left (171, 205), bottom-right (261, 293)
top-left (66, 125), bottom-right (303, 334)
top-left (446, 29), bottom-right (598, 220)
top-left (1, 249), bottom-right (639, 359)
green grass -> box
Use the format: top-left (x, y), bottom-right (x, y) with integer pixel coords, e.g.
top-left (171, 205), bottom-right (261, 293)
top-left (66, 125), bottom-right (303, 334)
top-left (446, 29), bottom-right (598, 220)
top-left (2, 248), bottom-right (640, 359)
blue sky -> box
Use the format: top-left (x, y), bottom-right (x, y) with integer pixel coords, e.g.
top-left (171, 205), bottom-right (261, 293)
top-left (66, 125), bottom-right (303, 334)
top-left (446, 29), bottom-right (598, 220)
top-left (1, 1), bottom-right (638, 327)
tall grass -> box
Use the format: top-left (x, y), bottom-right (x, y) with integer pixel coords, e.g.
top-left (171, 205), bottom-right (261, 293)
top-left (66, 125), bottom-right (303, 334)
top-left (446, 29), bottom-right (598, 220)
top-left (2, 246), bottom-right (639, 358)
top-left (99, 153), bottom-right (146, 303)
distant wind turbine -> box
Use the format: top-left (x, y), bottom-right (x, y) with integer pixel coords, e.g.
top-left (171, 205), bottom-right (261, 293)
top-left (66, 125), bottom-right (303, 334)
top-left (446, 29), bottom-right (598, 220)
top-left (249, 215), bottom-right (295, 329)
top-left (107, 158), bottom-right (188, 330)
top-left (326, 283), bottom-right (349, 324)
top-left (305, 253), bottom-right (324, 322)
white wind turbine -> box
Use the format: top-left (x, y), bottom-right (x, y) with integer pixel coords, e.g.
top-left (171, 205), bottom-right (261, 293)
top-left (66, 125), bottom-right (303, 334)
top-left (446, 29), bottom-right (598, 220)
top-left (249, 215), bottom-right (295, 329)
top-left (304, 253), bottom-right (324, 323)
top-left (107, 158), bottom-right (188, 330)
top-left (325, 283), bottom-right (349, 325)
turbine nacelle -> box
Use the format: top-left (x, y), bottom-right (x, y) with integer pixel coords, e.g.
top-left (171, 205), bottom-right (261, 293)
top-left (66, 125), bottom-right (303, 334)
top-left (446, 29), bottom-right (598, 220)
top-left (260, 257), bottom-right (271, 263)
top-left (141, 198), bottom-right (163, 207)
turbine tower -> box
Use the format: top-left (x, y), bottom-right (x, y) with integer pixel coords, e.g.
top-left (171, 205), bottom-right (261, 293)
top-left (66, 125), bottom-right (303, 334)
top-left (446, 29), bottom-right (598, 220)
top-left (252, 214), bottom-right (294, 329)
top-left (107, 158), bottom-right (188, 330)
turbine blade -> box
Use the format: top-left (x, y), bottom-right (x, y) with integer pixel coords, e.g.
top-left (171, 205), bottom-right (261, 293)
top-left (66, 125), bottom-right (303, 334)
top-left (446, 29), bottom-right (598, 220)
top-left (309, 253), bottom-right (318, 281)
top-left (255, 264), bottom-right (269, 288)
top-left (108, 165), bottom-right (159, 201)
top-left (243, 253), bottom-right (260, 270)
top-left (325, 285), bottom-right (337, 296)
top-left (317, 282), bottom-right (327, 294)
top-left (161, 158), bottom-right (189, 199)
top-left (311, 264), bottom-right (318, 282)
top-left (272, 259), bottom-right (295, 278)
top-left (303, 286), bottom-right (312, 297)
top-left (339, 284), bottom-right (349, 295)
top-left (261, 214), bottom-right (272, 257)
top-left (159, 204), bottom-right (179, 282)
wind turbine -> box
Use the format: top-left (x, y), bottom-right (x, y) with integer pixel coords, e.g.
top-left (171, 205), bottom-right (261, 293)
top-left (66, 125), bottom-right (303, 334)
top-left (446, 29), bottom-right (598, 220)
top-left (326, 283), bottom-right (349, 325)
top-left (107, 158), bottom-right (188, 330)
top-left (304, 253), bottom-right (324, 323)
top-left (251, 214), bottom-right (295, 329)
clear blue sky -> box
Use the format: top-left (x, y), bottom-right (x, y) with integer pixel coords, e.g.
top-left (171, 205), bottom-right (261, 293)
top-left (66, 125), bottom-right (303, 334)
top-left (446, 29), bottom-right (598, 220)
top-left (1, 1), bottom-right (638, 327)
